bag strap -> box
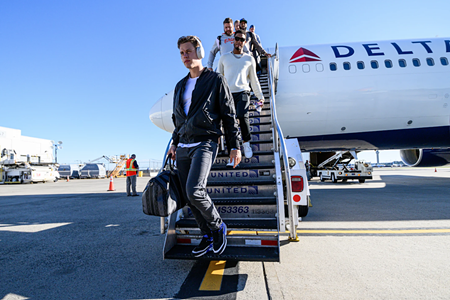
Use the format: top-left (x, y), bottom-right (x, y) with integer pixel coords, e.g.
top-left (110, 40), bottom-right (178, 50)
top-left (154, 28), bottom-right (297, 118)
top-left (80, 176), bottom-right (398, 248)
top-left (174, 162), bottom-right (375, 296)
top-left (164, 153), bottom-right (175, 171)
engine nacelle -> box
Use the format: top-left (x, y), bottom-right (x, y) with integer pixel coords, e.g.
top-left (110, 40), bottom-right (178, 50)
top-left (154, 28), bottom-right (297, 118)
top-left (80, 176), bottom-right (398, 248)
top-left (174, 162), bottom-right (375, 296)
top-left (400, 149), bottom-right (450, 167)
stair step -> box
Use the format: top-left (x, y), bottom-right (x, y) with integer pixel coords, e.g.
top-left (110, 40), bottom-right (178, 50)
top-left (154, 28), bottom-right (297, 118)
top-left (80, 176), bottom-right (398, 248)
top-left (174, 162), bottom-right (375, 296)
top-left (164, 245), bottom-right (279, 261)
top-left (250, 124), bottom-right (272, 132)
top-left (250, 132), bottom-right (272, 142)
top-left (207, 183), bottom-right (276, 197)
top-left (211, 161), bottom-right (274, 169)
top-left (207, 179), bottom-right (275, 186)
top-left (249, 109), bottom-right (271, 117)
top-left (249, 115), bottom-right (271, 123)
top-left (249, 141), bottom-right (274, 152)
top-left (210, 196), bottom-right (276, 205)
top-left (176, 219), bottom-right (278, 230)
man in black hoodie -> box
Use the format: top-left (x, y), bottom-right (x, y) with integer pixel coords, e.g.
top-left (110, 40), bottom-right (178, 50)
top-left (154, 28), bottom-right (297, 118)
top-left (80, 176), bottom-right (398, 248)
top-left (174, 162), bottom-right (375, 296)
top-left (168, 35), bottom-right (242, 257)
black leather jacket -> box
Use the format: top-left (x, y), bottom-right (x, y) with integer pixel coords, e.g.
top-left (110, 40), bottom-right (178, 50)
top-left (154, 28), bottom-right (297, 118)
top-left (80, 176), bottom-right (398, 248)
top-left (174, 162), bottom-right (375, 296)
top-left (172, 68), bottom-right (240, 149)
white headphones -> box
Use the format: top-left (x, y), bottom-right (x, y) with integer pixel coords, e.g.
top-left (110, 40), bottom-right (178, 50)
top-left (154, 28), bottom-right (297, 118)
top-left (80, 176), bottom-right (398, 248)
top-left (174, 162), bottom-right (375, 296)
top-left (193, 36), bottom-right (205, 59)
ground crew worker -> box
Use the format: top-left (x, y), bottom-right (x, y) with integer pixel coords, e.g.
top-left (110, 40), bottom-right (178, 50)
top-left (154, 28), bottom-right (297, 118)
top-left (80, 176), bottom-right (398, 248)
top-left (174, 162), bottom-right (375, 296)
top-left (125, 154), bottom-right (139, 197)
top-left (218, 29), bottom-right (265, 162)
top-left (168, 35), bottom-right (241, 257)
top-left (207, 17), bottom-right (235, 71)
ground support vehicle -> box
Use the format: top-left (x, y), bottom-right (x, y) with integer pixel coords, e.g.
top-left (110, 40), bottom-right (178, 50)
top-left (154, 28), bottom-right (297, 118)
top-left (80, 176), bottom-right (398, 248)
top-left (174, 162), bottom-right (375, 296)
top-left (1, 164), bottom-right (60, 184)
top-left (80, 163), bottom-right (107, 179)
top-left (316, 151), bottom-right (373, 183)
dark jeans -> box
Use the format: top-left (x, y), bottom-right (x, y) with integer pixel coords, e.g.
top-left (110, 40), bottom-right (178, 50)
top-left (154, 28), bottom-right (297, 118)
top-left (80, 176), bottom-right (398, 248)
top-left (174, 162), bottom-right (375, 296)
top-left (232, 91), bottom-right (251, 142)
top-left (126, 175), bottom-right (137, 195)
top-left (176, 141), bottom-right (222, 235)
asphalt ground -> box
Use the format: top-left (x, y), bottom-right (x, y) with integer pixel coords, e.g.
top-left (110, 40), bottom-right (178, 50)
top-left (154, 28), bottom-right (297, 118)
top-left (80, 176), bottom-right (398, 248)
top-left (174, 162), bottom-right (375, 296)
top-left (1, 168), bottom-right (450, 299)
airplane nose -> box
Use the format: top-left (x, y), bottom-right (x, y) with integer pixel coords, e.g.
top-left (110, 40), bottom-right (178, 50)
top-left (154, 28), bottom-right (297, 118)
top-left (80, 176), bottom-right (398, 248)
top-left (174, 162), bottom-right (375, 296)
top-left (149, 96), bottom-right (164, 131)
top-left (149, 90), bottom-right (175, 133)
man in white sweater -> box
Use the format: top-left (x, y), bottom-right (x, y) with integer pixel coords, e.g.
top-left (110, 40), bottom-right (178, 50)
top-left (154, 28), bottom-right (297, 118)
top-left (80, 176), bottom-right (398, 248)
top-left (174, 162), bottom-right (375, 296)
top-left (218, 29), bottom-right (265, 162)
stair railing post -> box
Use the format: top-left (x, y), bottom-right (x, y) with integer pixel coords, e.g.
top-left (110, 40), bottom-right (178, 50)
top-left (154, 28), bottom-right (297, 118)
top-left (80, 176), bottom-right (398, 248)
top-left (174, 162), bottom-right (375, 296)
top-left (267, 57), bottom-right (298, 241)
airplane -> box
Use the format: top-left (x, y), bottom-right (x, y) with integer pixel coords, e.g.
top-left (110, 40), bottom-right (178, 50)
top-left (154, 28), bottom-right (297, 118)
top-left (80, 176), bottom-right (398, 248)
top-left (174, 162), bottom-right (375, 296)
top-left (149, 37), bottom-right (450, 168)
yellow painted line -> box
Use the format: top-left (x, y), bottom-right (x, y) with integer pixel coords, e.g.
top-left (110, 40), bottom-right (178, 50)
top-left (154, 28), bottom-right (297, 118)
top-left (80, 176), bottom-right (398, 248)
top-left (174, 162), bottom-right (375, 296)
top-left (228, 230), bottom-right (257, 235)
top-left (199, 260), bottom-right (226, 291)
top-left (294, 229), bottom-right (450, 234)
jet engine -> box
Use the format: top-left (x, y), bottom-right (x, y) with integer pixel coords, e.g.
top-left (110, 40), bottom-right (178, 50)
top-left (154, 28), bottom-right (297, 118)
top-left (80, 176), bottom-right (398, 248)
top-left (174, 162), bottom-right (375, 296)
top-left (400, 148), bottom-right (450, 167)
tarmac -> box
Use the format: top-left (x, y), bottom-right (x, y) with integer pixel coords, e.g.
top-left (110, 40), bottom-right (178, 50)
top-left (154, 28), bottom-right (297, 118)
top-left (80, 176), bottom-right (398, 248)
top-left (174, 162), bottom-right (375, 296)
top-left (1, 168), bottom-right (449, 299)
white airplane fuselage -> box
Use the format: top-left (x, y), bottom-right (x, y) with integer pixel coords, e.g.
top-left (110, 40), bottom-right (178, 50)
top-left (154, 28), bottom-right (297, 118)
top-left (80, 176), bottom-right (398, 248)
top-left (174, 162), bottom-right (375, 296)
top-left (149, 37), bottom-right (450, 153)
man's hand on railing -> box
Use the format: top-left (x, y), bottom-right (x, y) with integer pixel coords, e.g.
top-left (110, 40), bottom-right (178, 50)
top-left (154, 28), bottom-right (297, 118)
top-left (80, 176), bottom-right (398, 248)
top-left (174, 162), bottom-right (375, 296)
top-left (229, 149), bottom-right (242, 168)
top-left (168, 145), bottom-right (177, 160)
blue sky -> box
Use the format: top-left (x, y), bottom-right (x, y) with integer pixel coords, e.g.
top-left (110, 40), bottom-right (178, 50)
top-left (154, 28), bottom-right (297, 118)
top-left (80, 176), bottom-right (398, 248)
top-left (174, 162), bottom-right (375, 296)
top-left (1, 0), bottom-right (449, 167)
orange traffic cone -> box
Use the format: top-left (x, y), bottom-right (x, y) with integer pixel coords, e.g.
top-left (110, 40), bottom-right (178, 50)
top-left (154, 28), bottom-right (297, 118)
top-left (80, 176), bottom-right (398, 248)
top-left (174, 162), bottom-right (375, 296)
top-left (67, 176), bottom-right (69, 182)
top-left (435, 168), bottom-right (437, 172)
top-left (107, 176), bottom-right (115, 191)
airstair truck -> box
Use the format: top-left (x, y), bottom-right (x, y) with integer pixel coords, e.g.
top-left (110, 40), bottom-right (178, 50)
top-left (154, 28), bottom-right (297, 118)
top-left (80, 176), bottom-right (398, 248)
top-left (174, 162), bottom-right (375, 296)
top-left (316, 151), bottom-right (373, 183)
top-left (157, 52), bottom-right (311, 261)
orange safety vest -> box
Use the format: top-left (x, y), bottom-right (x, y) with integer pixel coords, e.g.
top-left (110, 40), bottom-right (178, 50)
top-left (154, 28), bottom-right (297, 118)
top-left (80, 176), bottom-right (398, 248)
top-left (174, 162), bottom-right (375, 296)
top-left (125, 159), bottom-right (137, 176)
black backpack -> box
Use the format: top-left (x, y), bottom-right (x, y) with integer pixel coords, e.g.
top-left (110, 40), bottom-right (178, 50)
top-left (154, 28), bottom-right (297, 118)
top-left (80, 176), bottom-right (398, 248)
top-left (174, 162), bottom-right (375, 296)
top-left (142, 154), bottom-right (186, 217)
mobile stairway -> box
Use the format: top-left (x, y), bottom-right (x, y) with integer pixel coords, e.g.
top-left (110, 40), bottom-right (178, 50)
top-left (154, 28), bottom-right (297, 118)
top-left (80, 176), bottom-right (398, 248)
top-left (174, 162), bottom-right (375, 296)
top-left (161, 49), bottom-right (310, 261)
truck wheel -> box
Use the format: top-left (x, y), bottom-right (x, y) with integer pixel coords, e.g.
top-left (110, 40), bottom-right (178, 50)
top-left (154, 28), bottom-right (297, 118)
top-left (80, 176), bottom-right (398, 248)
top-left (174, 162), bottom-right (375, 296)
top-left (298, 205), bottom-right (309, 217)
top-left (320, 174), bottom-right (324, 182)
top-left (359, 179), bottom-right (366, 183)
top-left (331, 174), bottom-right (337, 183)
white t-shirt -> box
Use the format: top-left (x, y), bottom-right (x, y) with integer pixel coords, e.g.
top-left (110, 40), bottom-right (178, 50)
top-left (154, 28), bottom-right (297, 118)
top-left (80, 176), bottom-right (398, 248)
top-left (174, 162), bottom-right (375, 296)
top-left (178, 76), bottom-right (201, 148)
top-left (182, 76), bottom-right (198, 116)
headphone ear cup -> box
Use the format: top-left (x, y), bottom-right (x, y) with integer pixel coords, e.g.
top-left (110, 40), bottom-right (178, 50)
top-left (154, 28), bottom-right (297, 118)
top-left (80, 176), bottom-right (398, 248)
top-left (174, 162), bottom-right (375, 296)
top-left (197, 44), bottom-right (204, 59)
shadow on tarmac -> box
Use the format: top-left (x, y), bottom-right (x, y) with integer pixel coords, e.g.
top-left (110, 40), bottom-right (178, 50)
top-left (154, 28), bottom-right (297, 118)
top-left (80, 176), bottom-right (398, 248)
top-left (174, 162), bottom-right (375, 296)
top-left (0, 192), bottom-right (194, 299)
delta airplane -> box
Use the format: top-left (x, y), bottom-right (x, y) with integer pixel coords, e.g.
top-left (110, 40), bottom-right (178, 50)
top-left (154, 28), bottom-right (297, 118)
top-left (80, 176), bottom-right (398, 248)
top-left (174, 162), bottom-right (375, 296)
top-left (149, 37), bottom-right (450, 167)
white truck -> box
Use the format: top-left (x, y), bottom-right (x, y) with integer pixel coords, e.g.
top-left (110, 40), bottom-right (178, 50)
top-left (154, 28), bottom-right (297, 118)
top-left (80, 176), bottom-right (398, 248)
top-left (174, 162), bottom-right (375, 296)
top-left (0, 127), bottom-right (60, 184)
top-left (316, 151), bottom-right (373, 183)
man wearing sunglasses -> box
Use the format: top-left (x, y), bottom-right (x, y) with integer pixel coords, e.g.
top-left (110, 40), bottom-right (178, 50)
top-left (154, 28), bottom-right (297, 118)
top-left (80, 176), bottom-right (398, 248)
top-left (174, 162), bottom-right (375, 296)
top-left (217, 30), bottom-right (265, 163)
top-left (239, 18), bottom-right (271, 60)
top-left (168, 35), bottom-right (242, 257)
top-left (207, 18), bottom-right (235, 71)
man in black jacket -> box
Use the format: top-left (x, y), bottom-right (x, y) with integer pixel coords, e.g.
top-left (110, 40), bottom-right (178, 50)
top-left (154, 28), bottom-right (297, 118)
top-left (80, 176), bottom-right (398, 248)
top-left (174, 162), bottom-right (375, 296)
top-left (168, 35), bottom-right (242, 257)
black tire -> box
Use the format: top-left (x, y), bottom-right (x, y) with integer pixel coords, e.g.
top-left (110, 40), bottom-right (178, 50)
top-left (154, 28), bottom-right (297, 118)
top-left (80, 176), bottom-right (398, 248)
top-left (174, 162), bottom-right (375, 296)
top-left (298, 205), bottom-right (309, 218)
top-left (331, 173), bottom-right (337, 183)
top-left (359, 179), bottom-right (366, 183)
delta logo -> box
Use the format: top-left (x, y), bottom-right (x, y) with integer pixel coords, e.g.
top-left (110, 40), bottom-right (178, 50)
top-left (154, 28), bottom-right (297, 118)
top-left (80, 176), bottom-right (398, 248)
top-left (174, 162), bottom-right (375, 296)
top-left (290, 47), bottom-right (321, 63)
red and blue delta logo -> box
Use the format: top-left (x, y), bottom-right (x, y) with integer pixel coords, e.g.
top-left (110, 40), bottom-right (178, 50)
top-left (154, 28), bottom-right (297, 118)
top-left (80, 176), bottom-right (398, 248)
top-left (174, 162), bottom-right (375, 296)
top-left (289, 47), bottom-right (321, 63)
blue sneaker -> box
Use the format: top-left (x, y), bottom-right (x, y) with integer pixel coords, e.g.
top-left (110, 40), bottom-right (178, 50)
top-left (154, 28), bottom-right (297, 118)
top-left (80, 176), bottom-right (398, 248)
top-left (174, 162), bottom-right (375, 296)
top-left (192, 235), bottom-right (213, 257)
top-left (212, 223), bottom-right (227, 254)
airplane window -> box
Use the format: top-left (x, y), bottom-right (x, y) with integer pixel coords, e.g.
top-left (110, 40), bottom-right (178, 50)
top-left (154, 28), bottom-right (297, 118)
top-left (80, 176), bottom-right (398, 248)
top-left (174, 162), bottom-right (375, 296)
top-left (384, 60), bottom-right (393, 68)
top-left (330, 63), bottom-right (337, 71)
top-left (357, 61), bottom-right (364, 69)
top-left (302, 64), bottom-right (310, 73)
top-left (412, 58), bottom-right (421, 67)
top-left (440, 57), bottom-right (449, 66)
top-left (399, 59), bottom-right (407, 67)
top-left (316, 63), bottom-right (324, 72)
top-left (371, 60), bottom-right (379, 69)
top-left (426, 58), bottom-right (434, 66)
top-left (343, 62), bottom-right (351, 70)
top-left (289, 65), bottom-right (297, 74)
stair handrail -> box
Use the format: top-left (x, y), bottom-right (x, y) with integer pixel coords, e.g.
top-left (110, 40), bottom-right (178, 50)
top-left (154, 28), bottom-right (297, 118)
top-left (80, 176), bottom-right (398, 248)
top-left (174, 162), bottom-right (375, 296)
top-left (160, 138), bottom-right (173, 234)
top-left (267, 52), bottom-right (298, 241)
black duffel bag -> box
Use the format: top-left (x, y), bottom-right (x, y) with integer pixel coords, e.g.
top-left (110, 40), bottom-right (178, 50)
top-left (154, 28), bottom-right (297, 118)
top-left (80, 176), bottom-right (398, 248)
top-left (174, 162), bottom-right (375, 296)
top-left (142, 154), bottom-right (186, 217)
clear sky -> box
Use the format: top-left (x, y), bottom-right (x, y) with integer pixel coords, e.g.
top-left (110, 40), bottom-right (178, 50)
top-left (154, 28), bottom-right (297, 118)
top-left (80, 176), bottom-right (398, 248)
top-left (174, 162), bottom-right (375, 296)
top-left (1, 0), bottom-right (449, 167)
